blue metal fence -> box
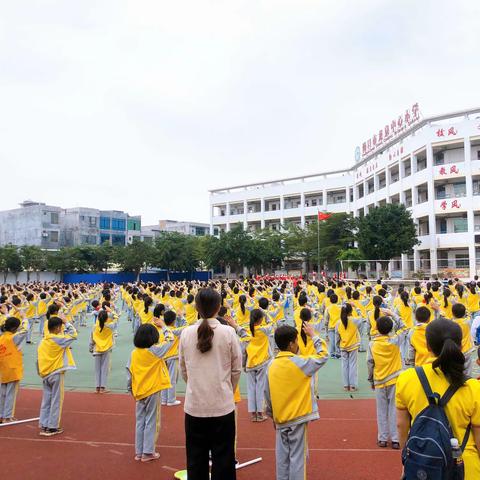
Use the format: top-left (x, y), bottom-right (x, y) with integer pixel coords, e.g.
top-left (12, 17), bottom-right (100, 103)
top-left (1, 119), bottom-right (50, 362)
top-left (62, 271), bottom-right (212, 284)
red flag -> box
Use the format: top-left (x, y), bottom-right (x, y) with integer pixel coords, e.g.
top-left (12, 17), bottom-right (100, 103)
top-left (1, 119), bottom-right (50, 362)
top-left (317, 211), bottom-right (332, 221)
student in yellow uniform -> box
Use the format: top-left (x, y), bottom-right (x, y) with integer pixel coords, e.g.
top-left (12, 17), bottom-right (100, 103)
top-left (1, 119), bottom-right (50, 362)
top-left (264, 323), bottom-right (328, 480)
top-left (450, 303), bottom-right (476, 377)
top-left (396, 318), bottom-right (480, 480)
top-left (37, 292), bottom-right (49, 336)
top-left (407, 306), bottom-right (436, 366)
top-left (0, 317), bottom-right (27, 423)
top-left (324, 294), bottom-right (342, 358)
top-left (467, 283), bottom-right (480, 318)
top-left (37, 315), bottom-right (77, 436)
top-left (159, 309), bottom-right (186, 407)
top-left (439, 288), bottom-right (455, 320)
top-left (367, 316), bottom-right (407, 449)
top-left (139, 296), bottom-right (154, 325)
top-left (395, 291), bottom-right (414, 362)
top-left (335, 304), bottom-right (363, 392)
top-left (238, 309), bottom-right (274, 422)
top-left (234, 295), bottom-right (251, 327)
top-left (89, 309), bottom-right (118, 393)
top-left (184, 294), bottom-right (198, 325)
top-left (126, 322), bottom-right (174, 462)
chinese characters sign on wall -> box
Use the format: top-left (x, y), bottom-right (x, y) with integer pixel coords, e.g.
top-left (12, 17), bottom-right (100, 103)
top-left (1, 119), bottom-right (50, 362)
top-left (436, 127), bottom-right (458, 137)
top-left (440, 199), bottom-right (462, 210)
top-left (435, 164), bottom-right (461, 178)
top-left (360, 103), bottom-right (420, 159)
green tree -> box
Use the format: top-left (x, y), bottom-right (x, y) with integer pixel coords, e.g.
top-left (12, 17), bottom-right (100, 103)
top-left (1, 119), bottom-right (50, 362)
top-left (356, 204), bottom-right (420, 273)
top-left (337, 248), bottom-right (366, 274)
top-left (19, 245), bottom-right (46, 281)
top-left (114, 240), bottom-right (154, 280)
top-left (0, 245), bottom-right (23, 282)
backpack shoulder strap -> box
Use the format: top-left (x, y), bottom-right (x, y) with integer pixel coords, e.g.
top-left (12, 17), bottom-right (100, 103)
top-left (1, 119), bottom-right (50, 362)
top-left (438, 384), bottom-right (461, 408)
top-left (461, 424), bottom-right (472, 452)
top-left (415, 366), bottom-right (437, 405)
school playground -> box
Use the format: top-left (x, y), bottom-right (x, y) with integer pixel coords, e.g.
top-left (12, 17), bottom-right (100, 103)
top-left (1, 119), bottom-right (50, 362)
top-left (1, 312), bottom-right (403, 479)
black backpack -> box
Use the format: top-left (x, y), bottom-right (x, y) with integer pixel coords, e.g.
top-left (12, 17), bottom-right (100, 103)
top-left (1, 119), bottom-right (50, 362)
top-left (402, 367), bottom-right (471, 480)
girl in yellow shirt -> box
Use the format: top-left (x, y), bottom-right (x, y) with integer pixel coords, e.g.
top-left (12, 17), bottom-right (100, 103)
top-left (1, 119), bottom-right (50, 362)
top-left (335, 304), bottom-right (363, 392)
top-left (89, 310), bottom-right (118, 394)
top-left (396, 318), bottom-right (480, 480)
top-left (440, 289), bottom-right (455, 320)
top-left (0, 317), bottom-right (27, 423)
top-left (126, 322), bottom-right (174, 462)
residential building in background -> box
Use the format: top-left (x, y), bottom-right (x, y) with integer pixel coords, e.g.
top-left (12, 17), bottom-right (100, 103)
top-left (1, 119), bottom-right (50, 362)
top-left (209, 106), bottom-right (480, 279)
top-left (158, 219), bottom-right (212, 236)
top-left (0, 202), bottom-right (142, 248)
top-left (0, 200), bottom-right (63, 250)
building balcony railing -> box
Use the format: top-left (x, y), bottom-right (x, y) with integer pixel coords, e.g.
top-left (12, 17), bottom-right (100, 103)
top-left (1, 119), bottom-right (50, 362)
top-left (435, 192), bottom-right (466, 200)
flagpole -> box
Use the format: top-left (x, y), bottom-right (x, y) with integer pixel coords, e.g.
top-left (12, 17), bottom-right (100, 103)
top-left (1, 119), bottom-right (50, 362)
top-left (317, 214), bottom-right (320, 276)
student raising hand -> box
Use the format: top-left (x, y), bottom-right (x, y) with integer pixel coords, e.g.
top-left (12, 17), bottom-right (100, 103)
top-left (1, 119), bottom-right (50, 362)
top-left (303, 322), bottom-right (316, 338)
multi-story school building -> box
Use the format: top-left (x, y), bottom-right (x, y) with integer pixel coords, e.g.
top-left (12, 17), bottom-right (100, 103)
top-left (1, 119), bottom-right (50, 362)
top-left (209, 106), bottom-right (480, 279)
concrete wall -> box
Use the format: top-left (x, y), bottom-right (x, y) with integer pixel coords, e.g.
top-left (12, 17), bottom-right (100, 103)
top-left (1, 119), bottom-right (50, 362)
top-left (0, 271), bottom-right (61, 283)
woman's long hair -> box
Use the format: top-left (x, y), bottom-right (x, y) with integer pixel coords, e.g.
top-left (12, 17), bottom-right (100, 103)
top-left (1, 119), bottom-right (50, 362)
top-left (426, 319), bottom-right (466, 388)
top-left (249, 309), bottom-right (264, 337)
top-left (195, 288), bottom-right (221, 353)
top-left (373, 296), bottom-right (383, 321)
top-left (340, 303), bottom-right (353, 329)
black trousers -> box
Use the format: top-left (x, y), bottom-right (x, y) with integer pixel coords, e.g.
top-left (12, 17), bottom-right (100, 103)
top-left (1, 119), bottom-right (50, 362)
top-left (185, 410), bottom-right (236, 480)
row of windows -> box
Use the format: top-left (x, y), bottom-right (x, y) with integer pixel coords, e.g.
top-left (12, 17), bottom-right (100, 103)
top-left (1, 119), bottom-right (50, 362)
top-left (100, 217), bottom-right (126, 231)
top-left (100, 234), bottom-right (126, 246)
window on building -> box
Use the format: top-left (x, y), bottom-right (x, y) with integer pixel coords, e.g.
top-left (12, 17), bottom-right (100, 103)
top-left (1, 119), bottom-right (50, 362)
top-left (453, 183), bottom-right (466, 197)
top-left (272, 204), bottom-right (277, 211)
top-left (439, 219), bottom-right (447, 234)
top-left (50, 212), bottom-right (59, 224)
top-left (49, 231), bottom-right (59, 242)
top-left (100, 217), bottom-right (110, 229)
top-left (100, 234), bottom-right (110, 244)
top-left (453, 218), bottom-right (468, 233)
top-left (89, 216), bottom-right (97, 226)
top-left (80, 215), bottom-right (85, 221)
top-left (455, 255), bottom-right (469, 267)
top-left (477, 150), bottom-right (480, 160)
top-left (112, 234), bottom-right (126, 245)
top-left (436, 185), bottom-right (446, 199)
top-left (81, 235), bottom-right (97, 245)
top-left (111, 218), bottom-right (126, 231)
top-left (434, 152), bottom-right (444, 165)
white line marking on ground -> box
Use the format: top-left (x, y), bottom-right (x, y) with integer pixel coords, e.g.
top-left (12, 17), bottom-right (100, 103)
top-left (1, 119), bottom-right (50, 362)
top-left (0, 436), bottom-right (399, 452)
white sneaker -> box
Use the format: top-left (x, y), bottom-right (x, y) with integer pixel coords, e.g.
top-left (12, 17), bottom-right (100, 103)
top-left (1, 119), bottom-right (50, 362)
top-left (166, 400), bottom-right (181, 406)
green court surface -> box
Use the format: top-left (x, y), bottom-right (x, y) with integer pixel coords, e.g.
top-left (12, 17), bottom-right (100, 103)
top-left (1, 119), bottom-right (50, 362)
top-left (20, 307), bottom-right (375, 399)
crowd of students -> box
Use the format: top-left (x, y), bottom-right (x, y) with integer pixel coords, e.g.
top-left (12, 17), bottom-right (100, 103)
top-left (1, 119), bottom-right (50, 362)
top-left (0, 276), bottom-right (480, 478)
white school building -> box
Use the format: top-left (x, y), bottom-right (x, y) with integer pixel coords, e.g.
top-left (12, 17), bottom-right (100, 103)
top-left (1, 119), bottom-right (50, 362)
top-left (209, 106), bottom-right (480, 279)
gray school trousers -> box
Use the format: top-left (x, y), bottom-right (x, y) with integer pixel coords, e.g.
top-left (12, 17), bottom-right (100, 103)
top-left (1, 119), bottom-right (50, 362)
top-left (39, 373), bottom-right (64, 429)
top-left (275, 422), bottom-right (308, 480)
top-left (246, 363), bottom-right (268, 413)
top-left (94, 351), bottom-right (111, 388)
top-left (375, 384), bottom-right (398, 442)
top-left (135, 391), bottom-right (161, 455)
top-left (340, 349), bottom-right (358, 388)
top-left (0, 381), bottom-right (19, 418)
top-left (161, 358), bottom-right (178, 404)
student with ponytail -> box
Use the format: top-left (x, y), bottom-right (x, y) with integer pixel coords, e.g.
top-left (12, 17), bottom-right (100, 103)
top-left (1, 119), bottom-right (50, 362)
top-left (237, 308), bottom-right (274, 422)
top-left (440, 288), bottom-right (455, 319)
top-left (396, 318), bottom-right (480, 479)
top-left (0, 317), bottom-right (27, 423)
top-left (335, 304), bottom-right (363, 392)
top-left (179, 288), bottom-right (242, 480)
top-left (395, 291), bottom-right (414, 362)
top-left (89, 309), bottom-right (118, 393)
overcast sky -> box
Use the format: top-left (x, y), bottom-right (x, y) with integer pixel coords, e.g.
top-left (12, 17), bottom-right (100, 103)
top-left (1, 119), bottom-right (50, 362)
top-left (1, 1), bottom-right (479, 224)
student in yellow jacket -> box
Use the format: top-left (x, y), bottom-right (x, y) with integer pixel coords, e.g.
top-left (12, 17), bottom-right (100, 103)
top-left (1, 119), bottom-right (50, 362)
top-left (237, 309), bottom-right (274, 422)
top-left (37, 316), bottom-right (77, 436)
top-left (407, 306), bottom-right (436, 366)
top-left (335, 304), bottom-right (363, 392)
top-left (265, 323), bottom-right (328, 480)
top-left (367, 315), bottom-right (408, 449)
top-left (450, 303), bottom-right (476, 377)
top-left (0, 317), bottom-right (27, 423)
top-left (89, 309), bottom-right (118, 393)
top-left (324, 294), bottom-right (342, 358)
top-left (396, 318), bottom-right (480, 480)
top-left (159, 309), bottom-right (187, 407)
top-left (126, 322), bottom-right (174, 462)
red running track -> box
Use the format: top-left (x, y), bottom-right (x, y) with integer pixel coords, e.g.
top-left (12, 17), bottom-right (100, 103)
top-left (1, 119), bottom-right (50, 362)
top-left (0, 389), bottom-right (402, 480)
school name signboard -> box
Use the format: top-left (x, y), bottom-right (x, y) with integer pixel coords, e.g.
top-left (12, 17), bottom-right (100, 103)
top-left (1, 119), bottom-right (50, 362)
top-left (357, 103), bottom-right (421, 160)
